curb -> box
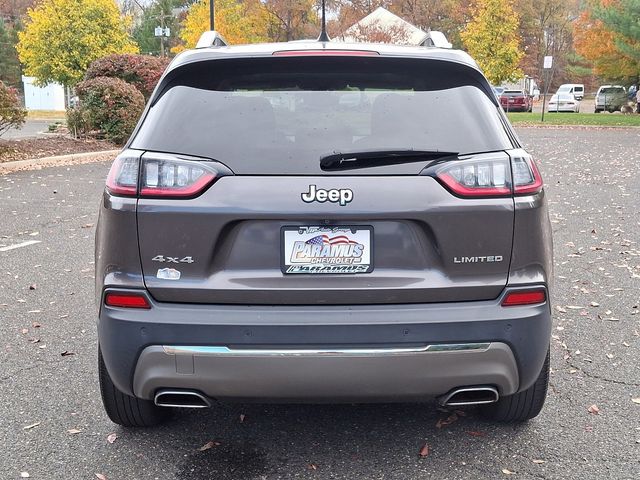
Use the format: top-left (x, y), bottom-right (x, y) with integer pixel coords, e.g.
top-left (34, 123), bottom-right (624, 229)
top-left (0, 149), bottom-right (120, 174)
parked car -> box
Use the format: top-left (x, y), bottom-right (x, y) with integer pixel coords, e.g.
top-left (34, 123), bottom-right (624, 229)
top-left (594, 85), bottom-right (627, 113)
top-left (499, 90), bottom-right (532, 112)
top-left (547, 93), bottom-right (580, 113)
top-left (96, 33), bottom-right (553, 428)
top-left (556, 83), bottom-right (585, 101)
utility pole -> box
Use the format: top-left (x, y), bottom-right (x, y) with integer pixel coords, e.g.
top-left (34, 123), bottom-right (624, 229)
top-left (209, 0), bottom-right (214, 30)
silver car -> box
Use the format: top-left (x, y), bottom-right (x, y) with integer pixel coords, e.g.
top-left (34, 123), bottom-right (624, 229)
top-left (96, 36), bottom-right (553, 427)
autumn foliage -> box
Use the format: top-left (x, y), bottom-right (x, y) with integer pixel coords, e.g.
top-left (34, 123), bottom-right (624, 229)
top-left (84, 54), bottom-right (170, 99)
top-left (0, 81), bottom-right (27, 138)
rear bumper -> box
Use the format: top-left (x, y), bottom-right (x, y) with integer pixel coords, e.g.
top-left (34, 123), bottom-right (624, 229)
top-left (98, 287), bottom-right (551, 401)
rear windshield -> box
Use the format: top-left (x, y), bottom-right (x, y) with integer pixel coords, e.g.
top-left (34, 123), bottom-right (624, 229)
top-left (599, 87), bottom-right (624, 94)
top-left (503, 90), bottom-right (524, 96)
top-left (131, 57), bottom-right (513, 174)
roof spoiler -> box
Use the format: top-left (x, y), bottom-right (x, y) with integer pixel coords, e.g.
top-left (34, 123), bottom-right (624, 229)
top-left (420, 30), bottom-right (452, 49)
top-left (196, 31), bottom-right (228, 49)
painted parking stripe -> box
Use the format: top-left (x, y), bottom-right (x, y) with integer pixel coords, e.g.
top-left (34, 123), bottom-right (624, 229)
top-left (0, 240), bottom-right (41, 252)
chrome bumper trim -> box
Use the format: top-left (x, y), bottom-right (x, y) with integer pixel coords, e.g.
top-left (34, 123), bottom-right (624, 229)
top-left (162, 343), bottom-right (491, 357)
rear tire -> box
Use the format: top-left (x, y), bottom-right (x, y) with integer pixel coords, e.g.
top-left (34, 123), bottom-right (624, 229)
top-left (480, 348), bottom-right (549, 422)
top-left (99, 347), bottom-right (169, 427)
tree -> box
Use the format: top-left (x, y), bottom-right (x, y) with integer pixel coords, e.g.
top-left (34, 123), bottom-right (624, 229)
top-left (16, 0), bottom-right (138, 88)
top-left (461, 0), bottom-right (524, 84)
top-left (174, 0), bottom-right (271, 51)
top-left (263, 0), bottom-right (318, 41)
top-left (0, 19), bottom-right (22, 88)
top-left (133, 0), bottom-right (185, 55)
top-left (0, 80), bottom-right (26, 138)
top-left (594, 0), bottom-right (640, 61)
top-left (574, 1), bottom-right (639, 82)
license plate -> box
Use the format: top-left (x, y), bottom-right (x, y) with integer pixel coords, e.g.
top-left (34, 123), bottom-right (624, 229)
top-left (281, 226), bottom-right (373, 274)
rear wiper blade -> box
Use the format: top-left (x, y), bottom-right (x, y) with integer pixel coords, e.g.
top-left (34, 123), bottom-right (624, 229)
top-left (319, 149), bottom-right (458, 171)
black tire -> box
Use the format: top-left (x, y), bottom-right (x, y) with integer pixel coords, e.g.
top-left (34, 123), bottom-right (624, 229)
top-left (98, 348), bottom-right (169, 427)
top-left (480, 348), bottom-right (549, 422)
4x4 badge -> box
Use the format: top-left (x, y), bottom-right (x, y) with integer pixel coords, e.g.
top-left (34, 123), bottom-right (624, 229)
top-left (301, 185), bottom-right (353, 206)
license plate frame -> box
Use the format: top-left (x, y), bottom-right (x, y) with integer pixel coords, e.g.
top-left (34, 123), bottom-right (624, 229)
top-left (281, 225), bottom-right (373, 274)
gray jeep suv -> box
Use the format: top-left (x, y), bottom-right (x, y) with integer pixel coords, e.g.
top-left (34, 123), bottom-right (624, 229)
top-left (95, 37), bottom-right (553, 427)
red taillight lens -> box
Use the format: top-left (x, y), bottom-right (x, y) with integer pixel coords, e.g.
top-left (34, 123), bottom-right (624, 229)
top-left (512, 156), bottom-right (543, 195)
top-left (139, 156), bottom-right (217, 198)
top-left (501, 289), bottom-right (546, 306)
top-left (106, 152), bottom-right (218, 199)
top-left (273, 50), bottom-right (379, 56)
top-left (104, 292), bottom-right (150, 309)
top-left (434, 158), bottom-right (512, 198)
top-left (106, 154), bottom-right (139, 196)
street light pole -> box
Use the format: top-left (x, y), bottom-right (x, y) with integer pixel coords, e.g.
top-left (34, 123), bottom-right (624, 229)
top-left (209, 0), bottom-right (214, 30)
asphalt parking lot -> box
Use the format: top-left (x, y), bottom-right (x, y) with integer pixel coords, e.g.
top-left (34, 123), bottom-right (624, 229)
top-left (1, 127), bottom-right (639, 479)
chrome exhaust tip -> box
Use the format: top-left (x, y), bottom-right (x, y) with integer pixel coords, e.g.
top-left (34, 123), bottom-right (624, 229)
top-left (154, 389), bottom-right (212, 408)
top-left (438, 386), bottom-right (499, 407)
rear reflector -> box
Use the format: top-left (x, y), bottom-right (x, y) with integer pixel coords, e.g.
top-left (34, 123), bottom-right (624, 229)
top-left (273, 50), bottom-right (379, 56)
top-left (501, 289), bottom-right (546, 306)
top-left (105, 292), bottom-right (151, 309)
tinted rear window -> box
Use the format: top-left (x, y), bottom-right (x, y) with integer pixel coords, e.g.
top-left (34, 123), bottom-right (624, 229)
top-left (599, 87), bottom-right (624, 94)
top-left (131, 57), bottom-right (513, 174)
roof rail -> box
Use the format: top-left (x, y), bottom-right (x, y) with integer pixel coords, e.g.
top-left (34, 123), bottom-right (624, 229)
top-left (420, 30), bottom-right (452, 49)
top-left (196, 31), bottom-right (228, 49)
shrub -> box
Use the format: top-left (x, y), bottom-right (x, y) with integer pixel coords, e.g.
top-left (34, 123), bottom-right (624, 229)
top-left (84, 54), bottom-right (170, 99)
top-left (66, 106), bottom-right (91, 138)
top-left (0, 81), bottom-right (27, 138)
top-left (75, 76), bottom-right (145, 144)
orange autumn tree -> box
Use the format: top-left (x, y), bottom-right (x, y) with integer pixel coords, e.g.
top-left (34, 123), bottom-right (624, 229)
top-left (573, 0), bottom-right (639, 80)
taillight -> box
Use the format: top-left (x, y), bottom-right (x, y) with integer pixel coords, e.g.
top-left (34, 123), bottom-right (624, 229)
top-left (511, 155), bottom-right (543, 195)
top-left (433, 158), bottom-right (512, 198)
top-left (273, 50), bottom-right (379, 56)
top-left (106, 153), bottom-right (139, 196)
top-left (501, 289), bottom-right (546, 306)
top-left (105, 151), bottom-right (218, 199)
top-left (104, 292), bottom-right (150, 309)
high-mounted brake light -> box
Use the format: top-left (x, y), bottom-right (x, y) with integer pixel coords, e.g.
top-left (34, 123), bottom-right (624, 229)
top-left (106, 152), bottom-right (218, 199)
top-left (512, 156), bottom-right (543, 195)
top-left (501, 289), bottom-right (546, 307)
top-left (104, 292), bottom-right (151, 309)
top-left (433, 158), bottom-right (512, 198)
top-left (273, 50), bottom-right (379, 56)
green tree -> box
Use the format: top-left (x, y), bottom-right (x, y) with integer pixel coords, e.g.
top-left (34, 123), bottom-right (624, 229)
top-left (133, 0), bottom-right (183, 56)
top-left (595, 0), bottom-right (640, 61)
top-left (0, 20), bottom-right (22, 88)
top-left (461, 0), bottom-right (524, 84)
top-left (16, 0), bottom-right (138, 88)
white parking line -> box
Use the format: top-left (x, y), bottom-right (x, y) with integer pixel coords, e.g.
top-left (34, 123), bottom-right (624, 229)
top-left (0, 240), bottom-right (41, 252)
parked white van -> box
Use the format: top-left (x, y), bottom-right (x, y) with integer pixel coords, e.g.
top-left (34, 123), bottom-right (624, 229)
top-left (556, 84), bottom-right (585, 101)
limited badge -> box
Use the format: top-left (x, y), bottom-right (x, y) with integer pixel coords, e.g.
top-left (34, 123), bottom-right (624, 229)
top-left (157, 268), bottom-right (181, 280)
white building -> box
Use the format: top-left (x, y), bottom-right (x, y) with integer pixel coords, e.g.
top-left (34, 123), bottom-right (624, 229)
top-left (22, 76), bottom-right (65, 111)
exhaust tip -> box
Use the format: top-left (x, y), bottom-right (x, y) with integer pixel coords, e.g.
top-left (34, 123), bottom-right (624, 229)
top-left (438, 386), bottom-right (499, 407)
top-left (154, 389), bottom-right (212, 408)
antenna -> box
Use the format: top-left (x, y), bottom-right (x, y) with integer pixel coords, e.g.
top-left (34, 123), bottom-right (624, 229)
top-left (317, 0), bottom-right (330, 42)
top-left (209, 0), bottom-right (214, 30)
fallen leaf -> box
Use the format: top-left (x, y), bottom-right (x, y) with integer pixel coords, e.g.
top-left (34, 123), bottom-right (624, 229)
top-left (32, 322), bottom-right (41, 328)
top-left (418, 443), bottom-right (430, 457)
top-left (532, 459), bottom-right (546, 464)
top-left (631, 398), bottom-right (640, 404)
top-left (23, 422), bottom-right (40, 430)
top-left (198, 440), bottom-right (221, 451)
top-left (27, 310), bottom-right (41, 314)
top-left (588, 404), bottom-right (600, 415)
top-left (556, 306), bottom-right (567, 313)
top-left (106, 433), bottom-right (117, 444)
top-left (308, 463), bottom-right (318, 470)
top-left (29, 284), bottom-right (37, 290)
top-left (61, 351), bottom-right (75, 357)
top-left (502, 468), bottom-right (515, 475)
top-left (435, 413), bottom-right (458, 428)
top-left (67, 428), bottom-right (82, 434)
top-left (95, 474), bottom-right (107, 480)
top-left (81, 223), bottom-right (94, 229)
top-left (21, 328), bottom-right (29, 334)
top-left (20, 473), bottom-right (30, 478)
top-left (590, 302), bottom-right (599, 307)
top-left (467, 431), bottom-right (486, 437)
top-left (239, 414), bottom-right (245, 423)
